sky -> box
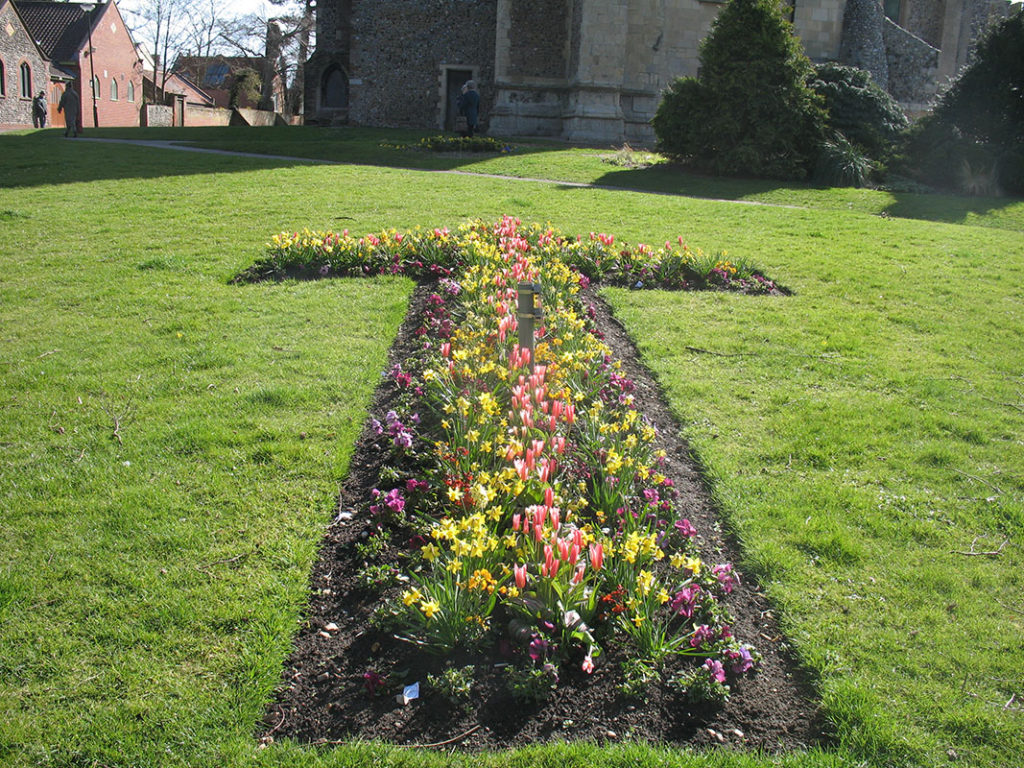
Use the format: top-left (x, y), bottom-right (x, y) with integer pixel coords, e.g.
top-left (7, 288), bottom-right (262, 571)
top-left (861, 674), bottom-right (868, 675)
top-left (118, 0), bottom-right (277, 21)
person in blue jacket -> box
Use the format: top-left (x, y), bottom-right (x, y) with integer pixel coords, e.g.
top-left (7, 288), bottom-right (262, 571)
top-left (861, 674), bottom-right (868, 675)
top-left (457, 80), bottom-right (480, 137)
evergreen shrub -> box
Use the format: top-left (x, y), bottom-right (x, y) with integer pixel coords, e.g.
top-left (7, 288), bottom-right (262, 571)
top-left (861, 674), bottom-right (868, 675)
top-left (901, 7), bottom-right (1024, 194)
top-left (809, 62), bottom-right (908, 159)
top-left (652, 0), bottom-right (826, 180)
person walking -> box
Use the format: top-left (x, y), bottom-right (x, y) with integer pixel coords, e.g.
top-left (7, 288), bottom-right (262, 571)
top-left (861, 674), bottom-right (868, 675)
top-left (32, 91), bottom-right (47, 128)
top-left (58, 84), bottom-right (80, 137)
top-left (458, 80), bottom-right (480, 138)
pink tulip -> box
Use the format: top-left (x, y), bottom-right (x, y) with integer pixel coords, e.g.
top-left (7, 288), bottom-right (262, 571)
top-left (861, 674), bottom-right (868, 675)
top-left (572, 563), bottom-right (586, 584)
top-left (589, 542), bottom-right (604, 571)
top-left (514, 564), bottom-right (527, 589)
top-left (558, 539), bottom-right (571, 562)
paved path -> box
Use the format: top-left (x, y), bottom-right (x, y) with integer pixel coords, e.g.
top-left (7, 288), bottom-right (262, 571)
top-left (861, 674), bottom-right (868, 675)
top-left (79, 137), bottom-right (804, 209)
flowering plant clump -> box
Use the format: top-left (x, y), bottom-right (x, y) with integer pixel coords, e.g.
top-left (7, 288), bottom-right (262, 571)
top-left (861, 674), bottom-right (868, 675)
top-left (328, 216), bottom-right (761, 703)
top-left (240, 220), bottom-right (779, 294)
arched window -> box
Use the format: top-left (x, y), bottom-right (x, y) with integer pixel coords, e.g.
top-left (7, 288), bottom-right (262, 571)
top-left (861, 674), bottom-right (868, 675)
top-left (20, 62), bottom-right (31, 98)
top-left (127, 80), bottom-right (135, 103)
top-left (0, 59), bottom-right (6, 97)
top-left (110, 79), bottom-right (118, 101)
top-left (92, 75), bottom-right (100, 99)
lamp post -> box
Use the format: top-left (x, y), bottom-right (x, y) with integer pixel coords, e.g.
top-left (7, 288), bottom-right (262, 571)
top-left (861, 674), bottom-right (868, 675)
top-left (81, 3), bottom-right (99, 128)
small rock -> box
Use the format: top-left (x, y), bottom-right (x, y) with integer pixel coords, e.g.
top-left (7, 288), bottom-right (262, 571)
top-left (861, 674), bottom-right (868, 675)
top-left (706, 728), bottom-right (725, 743)
top-left (604, 730), bottom-right (617, 740)
top-left (317, 630), bottom-right (331, 638)
top-left (729, 728), bottom-right (745, 739)
top-left (324, 622), bottom-right (339, 632)
top-left (316, 672), bottom-right (330, 683)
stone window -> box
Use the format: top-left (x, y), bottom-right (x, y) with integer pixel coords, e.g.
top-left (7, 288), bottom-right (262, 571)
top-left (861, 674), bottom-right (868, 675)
top-left (0, 59), bottom-right (5, 97)
top-left (110, 78), bottom-right (118, 101)
top-left (91, 75), bottom-right (100, 100)
top-left (127, 80), bottom-right (135, 103)
top-left (20, 61), bottom-right (30, 98)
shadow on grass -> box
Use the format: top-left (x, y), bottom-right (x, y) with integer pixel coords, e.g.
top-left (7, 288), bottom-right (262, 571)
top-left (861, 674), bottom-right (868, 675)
top-left (591, 164), bottom-right (1024, 229)
top-left (591, 164), bottom-right (795, 200)
top-left (880, 190), bottom-right (1024, 226)
top-left (0, 126), bottom-right (569, 189)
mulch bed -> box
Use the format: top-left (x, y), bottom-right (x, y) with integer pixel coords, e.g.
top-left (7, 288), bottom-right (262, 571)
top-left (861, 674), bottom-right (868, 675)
top-left (262, 283), bottom-right (826, 752)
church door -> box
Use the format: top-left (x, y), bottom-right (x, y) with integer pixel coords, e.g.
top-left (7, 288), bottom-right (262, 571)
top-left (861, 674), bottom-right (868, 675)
top-left (49, 82), bottom-right (65, 128)
top-left (445, 69), bottom-right (472, 132)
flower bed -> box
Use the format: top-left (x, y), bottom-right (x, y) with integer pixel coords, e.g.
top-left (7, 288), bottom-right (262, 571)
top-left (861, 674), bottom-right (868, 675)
top-left (236, 218), bottom-right (781, 294)
top-left (266, 218), bottom-right (774, 709)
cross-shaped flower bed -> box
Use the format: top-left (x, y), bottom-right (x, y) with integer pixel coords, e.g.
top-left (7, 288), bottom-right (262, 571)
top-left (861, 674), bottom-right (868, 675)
top-left (254, 217), bottom-right (801, 747)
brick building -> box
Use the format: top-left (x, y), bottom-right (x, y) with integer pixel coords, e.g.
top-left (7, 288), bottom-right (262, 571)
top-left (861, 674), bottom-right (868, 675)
top-left (14, 0), bottom-right (143, 130)
top-left (304, 0), bottom-right (1013, 144)
top-left (0, 0), bottom-right (51, 129)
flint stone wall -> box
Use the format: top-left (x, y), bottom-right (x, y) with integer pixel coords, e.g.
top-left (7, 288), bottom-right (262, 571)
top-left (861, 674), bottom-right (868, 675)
top-left (347, 0), bottom-right (496, 129)
top-left (882, 17), bottom-right (939, 110)
top-left (509, 0), bottom-right (569, 79)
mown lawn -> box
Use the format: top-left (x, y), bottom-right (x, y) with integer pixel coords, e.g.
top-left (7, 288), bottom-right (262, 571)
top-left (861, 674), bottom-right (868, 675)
top-left (0, 127), bottom-right (1021, 768)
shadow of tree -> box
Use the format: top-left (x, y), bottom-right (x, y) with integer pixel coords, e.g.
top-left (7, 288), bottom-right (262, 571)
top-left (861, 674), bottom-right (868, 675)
top-left (0, 126), bottom-right (570, 190)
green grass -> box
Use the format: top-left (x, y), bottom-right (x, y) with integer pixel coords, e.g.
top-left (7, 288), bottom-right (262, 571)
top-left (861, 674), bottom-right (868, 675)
top-left (79, 125), bottom-right (1024, 232)
top-left (1, 127), bottom-right (1022, 767)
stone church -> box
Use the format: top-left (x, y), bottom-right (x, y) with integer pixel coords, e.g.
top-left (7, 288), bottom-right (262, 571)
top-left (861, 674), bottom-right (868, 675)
top-left (304, 0), bottom-right (1012, 145)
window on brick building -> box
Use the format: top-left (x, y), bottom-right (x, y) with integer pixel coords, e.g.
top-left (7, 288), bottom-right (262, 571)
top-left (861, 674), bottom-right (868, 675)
top-left (92, 75), bottom-right (100, 99)
top-left (20, 62), bottom-right (31, 98)
top-left (0, 59), bottom-right (6, 97)
top-left (110, 79), bottom-right (118, 100)
top-left (127, 80), bottom-right (135, 102)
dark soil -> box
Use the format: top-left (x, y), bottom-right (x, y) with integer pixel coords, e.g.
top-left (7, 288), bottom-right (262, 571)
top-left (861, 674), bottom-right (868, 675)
top-left (263, 284), bottom-right (826, 751)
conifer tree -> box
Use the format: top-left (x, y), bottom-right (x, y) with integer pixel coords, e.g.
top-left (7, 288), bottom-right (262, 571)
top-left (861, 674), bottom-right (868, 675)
top-left (653, 0), bottom-right (826, 180)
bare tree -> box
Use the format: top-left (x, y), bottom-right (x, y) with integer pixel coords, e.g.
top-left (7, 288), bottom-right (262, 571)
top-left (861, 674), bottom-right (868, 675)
top-left (217, 0), bottom-right (314, 117)
top-left (184, 0), bottom-right (221, 59)
top-left (122, 0), bottom-right (206, 101)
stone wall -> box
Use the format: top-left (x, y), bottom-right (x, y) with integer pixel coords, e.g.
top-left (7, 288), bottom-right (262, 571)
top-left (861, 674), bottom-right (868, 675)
top-left (839, 0), bottom-right (889, 86)
top-left (142, 104), bottom-right (173, 127)
top-left (0, 1), bottom-right (49, 128)
top-left (792, 0), bottom-right (844, 60)
top-left (882, 16), bottom-right (939, 111)
top-left (508, 0), bottom-right (568, 79)
top-left (347, 0), bottom-right (496, 129)
top-left (900, 0), bottom-right (944, 47)
top-left (184, 103), bottom-right (232, 127)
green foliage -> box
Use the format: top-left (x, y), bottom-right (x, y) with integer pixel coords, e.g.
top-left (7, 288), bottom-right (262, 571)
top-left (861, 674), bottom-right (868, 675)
top-left (427, 664), bottom-right (475, 707)
top-left (504, 663), bottom-right (559, 702)
top-left (653, 0), bottom-right (826, 180)
top-left (809, 62), bottom-right (908, 159)
top-left (901, 7), bottom-right (1024, 194)
top-left (386, 135), bottom-right (513, 153)
top-left (814, 135), bottom-right (874, 188)
top-left (229, 67), bottom-right (263, 109)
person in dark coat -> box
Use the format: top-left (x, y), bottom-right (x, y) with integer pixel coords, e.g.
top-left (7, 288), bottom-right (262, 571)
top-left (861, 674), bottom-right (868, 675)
top-left (32, 91), bottom-right (47, 128)
top-left (58, 84), bottom-right (80, 137)
top-left (458, 80), bottom-right (480, 138)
